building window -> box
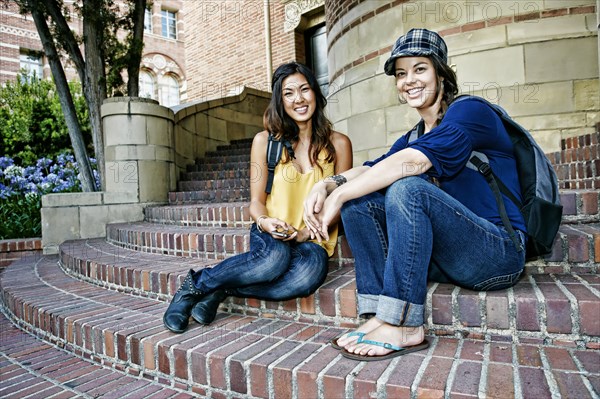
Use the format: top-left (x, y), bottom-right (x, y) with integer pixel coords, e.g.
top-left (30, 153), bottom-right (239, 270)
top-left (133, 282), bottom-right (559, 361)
top-left (305, 24), bottom-right (328, 96)
top-left (160, 75), bottom-right (180, 107)
top-left (161, 10), bottom-right (177, 39)
top-left (139, 71), bottom-right (156, 99)
top-left (19, 51), bottom-right (43, 81)
top-left (144, 8), bottom-right (152, 33)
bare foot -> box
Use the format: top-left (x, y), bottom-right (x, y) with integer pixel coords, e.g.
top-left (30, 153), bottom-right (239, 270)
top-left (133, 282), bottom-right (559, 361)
top-left (336, 317), bottom-right (385, 349)
top-left (345, 324), bottom-right (425, 357)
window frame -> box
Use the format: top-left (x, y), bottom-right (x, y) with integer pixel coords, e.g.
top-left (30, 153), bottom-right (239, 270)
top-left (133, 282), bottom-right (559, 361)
top-left (161, 9), bottom-right (177, 40)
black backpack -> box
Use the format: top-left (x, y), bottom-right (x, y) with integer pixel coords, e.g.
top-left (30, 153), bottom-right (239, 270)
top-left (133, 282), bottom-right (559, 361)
top-left (264, 134), bottom-right (293, 194)
top-left (409, 95), bottom-right (563, 258)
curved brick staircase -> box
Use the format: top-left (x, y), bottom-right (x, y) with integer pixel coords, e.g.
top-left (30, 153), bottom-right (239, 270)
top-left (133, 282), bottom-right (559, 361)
top-left (2, 136), bottom-right (599, 398)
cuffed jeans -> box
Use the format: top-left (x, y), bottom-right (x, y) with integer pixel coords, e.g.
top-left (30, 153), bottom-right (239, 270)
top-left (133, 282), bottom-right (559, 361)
top-left (341, 177), bottom-right (526, 327)
top-left (192, 224), bottom-right (328, 301)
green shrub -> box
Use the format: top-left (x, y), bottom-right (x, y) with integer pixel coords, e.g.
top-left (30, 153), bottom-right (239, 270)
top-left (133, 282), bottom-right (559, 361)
top-left (0, 76), bottom-right (91, 165)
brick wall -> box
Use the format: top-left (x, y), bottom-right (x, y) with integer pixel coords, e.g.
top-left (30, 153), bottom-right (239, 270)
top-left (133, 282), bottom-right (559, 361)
top-left (548, 130), bottom-right (600, 190)
top-left (0, 238), bottom-right (42, 269)
top-left (183, 1), bottom-right (297, 101)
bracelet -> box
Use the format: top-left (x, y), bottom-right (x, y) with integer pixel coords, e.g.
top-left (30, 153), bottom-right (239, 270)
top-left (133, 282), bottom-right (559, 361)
top-left (327, 174), bottom-right (347, 187)
top-left (256, 215), bottom-right (268, 233)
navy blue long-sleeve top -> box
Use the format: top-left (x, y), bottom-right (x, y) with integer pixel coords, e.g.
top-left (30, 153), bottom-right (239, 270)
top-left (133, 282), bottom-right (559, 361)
top-left (364, 96), bottom-right (526, 233)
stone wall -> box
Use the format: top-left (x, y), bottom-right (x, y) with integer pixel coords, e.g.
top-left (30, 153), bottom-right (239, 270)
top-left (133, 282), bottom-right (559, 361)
top-left (326, 0), bottom-right (599, 166)
top-left (173, 86), bottom-right (271, 174)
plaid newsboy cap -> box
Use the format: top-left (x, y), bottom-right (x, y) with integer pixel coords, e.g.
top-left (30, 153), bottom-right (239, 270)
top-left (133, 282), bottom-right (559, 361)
top-left (384, 28), bottom-right (448, 76)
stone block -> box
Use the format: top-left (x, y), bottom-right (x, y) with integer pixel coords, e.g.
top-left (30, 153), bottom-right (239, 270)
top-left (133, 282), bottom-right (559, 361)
top-left (155, 146), bottom-right (174, 162)
top-left (350, 74), bottom-right (397, 115)
top-left (147, 117), bottom-right (172, 147)
top-left (356, 7), bottom-right (404, 58)
top-left (106, 203), bottom-right (144, 223)
top-left (105, 161), bottom-right (139, 194)
top-left (41, 206), bottom-right (80, 254)
top-left (454, 45), bottom-right (525, 89)
top-left (400, 0), bottom-right (470, 31)
top-left (106, 115), bottom-right (148, 146)
top-left (341, 57), bottom-right (380, 89)
top-left (524, 37), bottom-right (598, 83)
top-left (346, 109), bottom-right (386, 151)
top-left (114, 145), bottom-right (156, 161)
top-left (352, 150), bottom-right (369, 167)
top-left (42, 192), bottom-right (102, 207)
top-left (138, 160), bottom-right (170, 203)
top-left (207, 115), bottom-right (227, 141)
top-left (498, 81), bottom-right (574, 117)
top-left (516, 113), bottom-right (587, 131)
top-left (575, 79), bottom-right (600, 111)
top-left (508, 15), bottom-right (592, 44)
top-left (385, 104), bottom-right (420, 136)
top-left (330, 26), bottom-right (359, 75)
top-left (543, 0), bottom-right (595, 9)
top-left (80, 205), bottom-right (109, 238)
top-left (529, 130), bottom-right (562, 153)
top-left (445, 26), bottom-right (507, 56)
top-left (327, 87), bottom-right (352, 123)
top-left (103, 191), bottom-right (138, 204)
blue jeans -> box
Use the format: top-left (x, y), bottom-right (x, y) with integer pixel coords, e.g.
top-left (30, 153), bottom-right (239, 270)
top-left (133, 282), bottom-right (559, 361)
top-left (341, 177), bottom-right (525, 327)
top-left (193, 224), bottom-right (328, 301)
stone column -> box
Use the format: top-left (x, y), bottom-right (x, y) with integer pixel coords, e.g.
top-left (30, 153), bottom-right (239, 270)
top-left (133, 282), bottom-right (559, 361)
top-left (101, 97), bottom-right (176, 203)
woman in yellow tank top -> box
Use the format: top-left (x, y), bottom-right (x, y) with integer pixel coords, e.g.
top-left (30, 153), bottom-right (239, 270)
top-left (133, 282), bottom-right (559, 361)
top-left (164, 62), bottom-right (353, 333)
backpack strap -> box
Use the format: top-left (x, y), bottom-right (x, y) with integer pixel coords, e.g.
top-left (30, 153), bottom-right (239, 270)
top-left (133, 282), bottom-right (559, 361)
top-left (452, 97), bottom-right (523, 206)
top-left (265, 134), bottom-right (293, 194)
top-left (470, 155), bottom-right (524, 252)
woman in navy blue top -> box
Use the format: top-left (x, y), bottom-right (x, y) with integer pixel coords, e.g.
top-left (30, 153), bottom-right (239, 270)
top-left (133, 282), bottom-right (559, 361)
top-left (304, 28), bottom-right (526, 361)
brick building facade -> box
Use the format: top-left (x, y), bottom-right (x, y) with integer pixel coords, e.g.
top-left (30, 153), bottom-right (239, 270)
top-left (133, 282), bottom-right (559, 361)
top-left (0, 0), bottom-right (186, 105)
top-left (1, 0), bottom-right (598, 159)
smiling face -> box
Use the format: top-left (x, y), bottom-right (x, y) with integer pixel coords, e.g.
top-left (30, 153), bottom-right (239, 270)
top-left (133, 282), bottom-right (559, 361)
top-left (394, 56), bottom-right (440, 111)
top-left (281, 73), bottom-right (316, 124)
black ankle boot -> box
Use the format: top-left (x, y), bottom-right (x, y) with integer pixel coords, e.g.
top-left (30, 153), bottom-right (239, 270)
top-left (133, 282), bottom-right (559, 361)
top-left (191, 290), bottom-right (227, 325)
top-left (163, 270), bottom-right (205, 333)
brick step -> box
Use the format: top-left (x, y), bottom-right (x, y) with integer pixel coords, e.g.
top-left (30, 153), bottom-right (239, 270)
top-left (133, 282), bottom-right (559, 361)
top-left (180, 168), bottom-right (249, 182)
top-left (0, 311), bottom-right (191, 398)
top-left (560, 190), bottom-right (599, 224)
top-left (178, 178), bottom-right (248, 192)
top-left (1, 256), bottom-right (599, 398)
top-left (57, 238), bottom-right (600, 343)
top-left (144, 202), bottom-right (251, 228)
top-left (168, 188), bottom-right (249, 204)
top-left (196, 153), bottom-right (250, 165)
top-left (206, 146), bottom-right (251, 157)
top-left (107, 219), bottom-right (600, 273)
top-left (216, 137), bottom-right (254, 150)
top-left (185, 160), bottom-right (248, 173)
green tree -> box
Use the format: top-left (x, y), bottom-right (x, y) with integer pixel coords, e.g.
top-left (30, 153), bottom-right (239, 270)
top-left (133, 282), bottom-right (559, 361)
top-left (9, 0), bottom-right (148, 191)
top-left (0, 77), bottom-right (91, 164)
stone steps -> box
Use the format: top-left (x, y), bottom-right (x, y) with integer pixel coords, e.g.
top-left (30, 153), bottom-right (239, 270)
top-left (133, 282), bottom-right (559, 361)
top-left (1, 256), bottom-right (599, 398)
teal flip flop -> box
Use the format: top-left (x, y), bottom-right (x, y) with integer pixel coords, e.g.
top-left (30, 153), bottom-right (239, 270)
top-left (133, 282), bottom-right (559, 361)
top-left (341, 338), bottom-right (430, 361)
top-left (330, 331), bottom-right (365, 350)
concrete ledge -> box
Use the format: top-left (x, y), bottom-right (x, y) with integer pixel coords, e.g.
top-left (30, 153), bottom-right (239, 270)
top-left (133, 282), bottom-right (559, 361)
top-left (41, 191), bottom-right (145, 255)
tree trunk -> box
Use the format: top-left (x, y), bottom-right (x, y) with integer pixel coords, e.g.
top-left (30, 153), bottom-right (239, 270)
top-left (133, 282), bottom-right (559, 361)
top-left (30, 4), bottom-right (96, 192)
top-left (127, 0), bottom-right (146, 97)
top-left (82, 0), bottom-right (107, 190)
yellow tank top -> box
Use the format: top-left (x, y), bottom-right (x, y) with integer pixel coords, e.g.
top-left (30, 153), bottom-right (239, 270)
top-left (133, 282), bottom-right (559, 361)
top-left (265, 151), bottom-right (338, 257)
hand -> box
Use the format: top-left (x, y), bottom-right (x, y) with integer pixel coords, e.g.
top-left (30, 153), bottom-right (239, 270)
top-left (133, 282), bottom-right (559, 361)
top-left (293, 227), bottom-right (312, 243)
top-left (315, 192), bottom-right (343, 241)
top-left (303, 181), bottom-right (328, 242)
top-left (260, 217), bottom-right (297, 241)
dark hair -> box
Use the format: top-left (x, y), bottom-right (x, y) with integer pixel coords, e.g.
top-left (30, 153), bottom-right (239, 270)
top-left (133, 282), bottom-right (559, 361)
top-left (263, 62), bottom-right (335, 168)
top-left (429, 56), bottom-right (459, 121)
